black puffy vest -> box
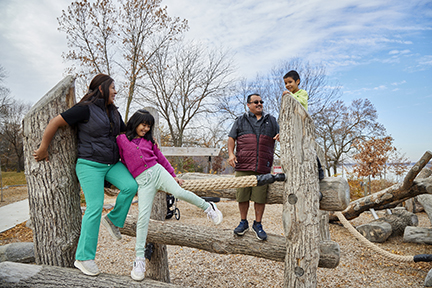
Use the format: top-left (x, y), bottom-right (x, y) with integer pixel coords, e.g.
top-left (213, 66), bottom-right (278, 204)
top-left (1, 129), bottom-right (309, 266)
top-left (235, 113), bottom-right (278, 174)
top-left (77, 100), bottom-right (121, 164)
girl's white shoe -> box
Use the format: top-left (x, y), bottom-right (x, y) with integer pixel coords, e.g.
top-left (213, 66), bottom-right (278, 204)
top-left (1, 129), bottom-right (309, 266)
top-left (205, 202), bottom-right (223, 225)
top-left (131, 257), bottom-right (146, 281)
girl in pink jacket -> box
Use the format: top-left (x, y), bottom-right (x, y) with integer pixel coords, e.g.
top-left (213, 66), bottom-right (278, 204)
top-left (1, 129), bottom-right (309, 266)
top-left (116, 109), bottom-right (223, 281)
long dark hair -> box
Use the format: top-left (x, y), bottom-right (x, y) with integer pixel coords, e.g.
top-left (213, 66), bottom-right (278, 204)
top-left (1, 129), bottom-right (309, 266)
top-left (125, 109), bottom-right (155, 143)
top-left (78, 74), bottom-right (114, 107)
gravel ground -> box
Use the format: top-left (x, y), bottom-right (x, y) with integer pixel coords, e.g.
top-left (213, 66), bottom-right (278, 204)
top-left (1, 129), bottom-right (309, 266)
top-left (96, 197), bottom-right (432, 288)
top-left (1, 186), bottom-right (431, 287)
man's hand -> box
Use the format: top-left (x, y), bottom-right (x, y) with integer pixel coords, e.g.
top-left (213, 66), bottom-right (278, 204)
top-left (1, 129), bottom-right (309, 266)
top-left (228, 154), bottom-right (237, 167)
top-left (273, 133), bottom-right (280, 142)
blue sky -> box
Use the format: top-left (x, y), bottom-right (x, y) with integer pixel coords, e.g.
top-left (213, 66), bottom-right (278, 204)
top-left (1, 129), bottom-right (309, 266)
top-left (0, 0), bottom-right (431, 161)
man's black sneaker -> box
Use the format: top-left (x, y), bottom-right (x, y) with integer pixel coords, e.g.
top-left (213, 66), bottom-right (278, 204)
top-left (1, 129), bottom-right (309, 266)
top-left (233, 219), bottom-right (249, 236)
top-left (252, 221), bottom-right (267, 241)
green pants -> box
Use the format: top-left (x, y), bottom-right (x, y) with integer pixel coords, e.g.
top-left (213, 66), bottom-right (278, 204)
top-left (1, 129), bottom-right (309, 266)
top-left (75, 158), bottom-right (138, 260)
top-left (135, 164), bottom-right (209, 258)
top-left (235, 171), bottom-right (268, 203)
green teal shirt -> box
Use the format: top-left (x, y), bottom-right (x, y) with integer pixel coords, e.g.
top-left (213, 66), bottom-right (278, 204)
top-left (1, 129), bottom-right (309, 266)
top-left (293, 89), bottom-right (308, 111)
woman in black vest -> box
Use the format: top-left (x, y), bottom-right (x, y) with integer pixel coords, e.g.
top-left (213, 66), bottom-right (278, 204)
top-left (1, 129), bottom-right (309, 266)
top-left (34, 74), bottom-right (138, 276)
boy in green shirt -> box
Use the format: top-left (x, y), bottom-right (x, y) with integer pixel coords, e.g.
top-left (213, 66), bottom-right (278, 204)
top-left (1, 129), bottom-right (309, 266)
top-left (283, 70), bottom-right (309, 111)
top-left (283, 70), bottom-right (324, 180)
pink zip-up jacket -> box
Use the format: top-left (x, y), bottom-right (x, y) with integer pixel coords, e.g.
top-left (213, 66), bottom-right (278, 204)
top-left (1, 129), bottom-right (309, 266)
top-left (116, 134), bottom-right (176, 179)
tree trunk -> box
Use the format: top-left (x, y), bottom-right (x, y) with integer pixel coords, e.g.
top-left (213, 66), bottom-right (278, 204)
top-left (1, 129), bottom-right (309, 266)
top-left (22, 76), bottom-right (81, 267)
top-left (119, 219), bottom-right (340, 268)
top-left (0, 262), bottom-right (187, 288)
top-left (145, 107), bottom-right (170, 283)
top-left (279, 95), bottom-right (320, 287)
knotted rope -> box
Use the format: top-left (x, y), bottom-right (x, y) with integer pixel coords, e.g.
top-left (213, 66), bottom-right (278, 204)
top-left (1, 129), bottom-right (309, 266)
top-left (181, 175), bottom-right (258, 192)
top-left (180, 173), bottom-right (286, 192)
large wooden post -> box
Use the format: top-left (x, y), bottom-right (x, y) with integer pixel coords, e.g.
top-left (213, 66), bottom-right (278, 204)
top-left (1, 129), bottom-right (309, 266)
top-left (22, 76), bottom-right (81, 267)
top-left (279, 95), bottom-right (320, 287)
top-left (145, 107), bottom-right (170, 282)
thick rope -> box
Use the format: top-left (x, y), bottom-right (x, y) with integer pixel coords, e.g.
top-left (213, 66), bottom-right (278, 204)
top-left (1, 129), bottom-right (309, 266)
top-left (335, 212), bottom-right (414, 263)
top-left (181, 175), bottom-right (258, 192)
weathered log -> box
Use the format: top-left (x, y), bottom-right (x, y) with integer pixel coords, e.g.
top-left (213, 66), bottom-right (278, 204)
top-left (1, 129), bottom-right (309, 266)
top-left (356, 221), bottom-right (392, 243)
top-left (318, 240), bottom-right (340, 269)
top-left (355, 209), bottom-right (418, 242)
top-left (0, 243), bottom-right (34, 263)
top-left (119, 219), bottom-right (340, 268)
top-left (426, 268), bottom-right (432, 287)
top-left (330, 174), bottom-right (432, 221)
top-left (178, 173), bottom-right (349, 211)
top-left (417, 194), bottom-right (432, 225)
top-left (375, 209), bottom-right (418, 235)
top-left (403, 227), bottom-right (432, 245)
top-left (280, 92), bottom-right (319, 287)
top-left (22, 76), bottom-right (81, 267)
top-left (318, 177), bottom-right (350, 211)
top-left (0, 262), bottom-right (187, 288)
top-left (401, 151), bottom-right (432, 190)
top-left (405, 197), bottom-right (424, 213)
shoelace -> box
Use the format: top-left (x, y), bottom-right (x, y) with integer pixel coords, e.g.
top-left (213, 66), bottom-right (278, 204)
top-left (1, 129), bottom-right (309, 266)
top-left (255, 224), bottom-right (264, 232)
top-left (134, 260), bottom-right (145, 272)
top-left (207, 210), bottom-right (216, 220)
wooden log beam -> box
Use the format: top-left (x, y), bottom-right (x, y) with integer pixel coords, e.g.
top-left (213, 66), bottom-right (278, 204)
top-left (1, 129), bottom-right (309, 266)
top-left (177, 173), bottom-right (349, 211)
top-left (402, 151), bottom-right (432, 190)
top-left (330, 175), bottom-right (432, 221)
top-left (403, 227), bottom-right (432, 245)
top-left (0, 262), bottom-right (187, 288)
top-left (119, 219), bottom-right (340, 268)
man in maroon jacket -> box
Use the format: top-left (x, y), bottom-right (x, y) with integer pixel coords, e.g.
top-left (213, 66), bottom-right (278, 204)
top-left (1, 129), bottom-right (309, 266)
top-left (228, 94), bottom-right (280, 240)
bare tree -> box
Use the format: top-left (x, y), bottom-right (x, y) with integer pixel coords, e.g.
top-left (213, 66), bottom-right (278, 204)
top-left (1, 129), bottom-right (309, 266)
top-left (218, 76), bottom-right (264, 123)
top-left (139, 41), bottom-right (235, 147)
top-left (315, 98), bottom-right (386, 176)
top-left (0, 65), bottom-right (12, 121)
top-left (1, 100), bottom-right (32, 172)
top-left (57, 0), bottom-right (188, 120)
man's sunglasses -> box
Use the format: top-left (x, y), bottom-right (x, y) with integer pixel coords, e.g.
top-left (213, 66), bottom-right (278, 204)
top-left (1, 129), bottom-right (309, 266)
top-left (248, 100), bottom-right (264, 104)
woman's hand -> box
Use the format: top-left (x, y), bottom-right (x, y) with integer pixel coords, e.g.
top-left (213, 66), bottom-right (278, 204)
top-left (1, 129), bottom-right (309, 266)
top-left (33, 148), bottom-right (49, 162)
top-left (32, 115), bottom-right (68, 162)
top-left (174, 177), bottom-right (184, 186)
top-left (273, 133), bottom-right (280, 142)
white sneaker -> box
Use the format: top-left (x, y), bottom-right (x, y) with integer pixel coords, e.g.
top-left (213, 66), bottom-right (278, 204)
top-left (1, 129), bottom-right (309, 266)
top-left (74, 260), bottom-right (100, 276)
top-left (131, 257), bottom-right (146, 281)
top-left (205, 202), bottom-right (223, 225)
